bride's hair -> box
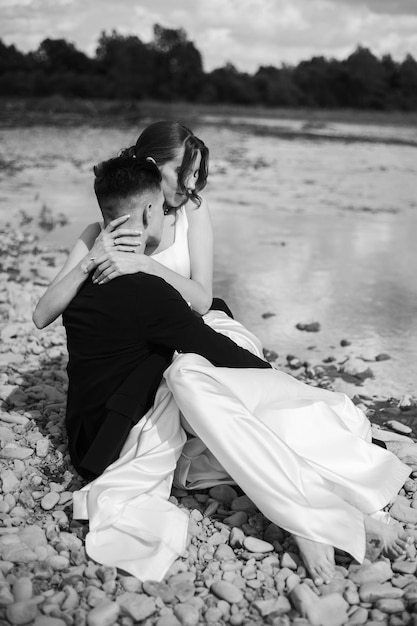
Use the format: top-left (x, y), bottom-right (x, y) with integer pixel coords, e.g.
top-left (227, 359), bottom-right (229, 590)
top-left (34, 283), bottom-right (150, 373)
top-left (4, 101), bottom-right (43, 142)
top-left (120, 121), bottom-right (209, 208)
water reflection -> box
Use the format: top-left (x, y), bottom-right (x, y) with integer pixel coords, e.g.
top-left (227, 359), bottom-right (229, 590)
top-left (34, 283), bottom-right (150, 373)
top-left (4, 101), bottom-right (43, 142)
top-left (1, 121), bottom-right (416, 395)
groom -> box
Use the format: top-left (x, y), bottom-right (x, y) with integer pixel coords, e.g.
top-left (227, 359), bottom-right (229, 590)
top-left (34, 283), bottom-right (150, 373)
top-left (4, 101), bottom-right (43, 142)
top-left (63, 156), bottom-right (271, 480)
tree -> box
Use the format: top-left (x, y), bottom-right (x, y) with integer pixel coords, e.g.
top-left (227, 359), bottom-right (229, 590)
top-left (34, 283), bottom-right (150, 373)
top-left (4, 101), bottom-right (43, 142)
top-left (343, 46), bottom-right (387, 108)
top-left (396, 54), bottom-right (417, 109)
top-left (151, 25), bottom-right (203, 100)
top-left (35, 38), bottom-right (93, 74)
top-left (96, 30), bottom-right (155, 98)
top-left (152, 24), bottom-right (188, 53)
top-left (254, 65), bottom-right (300, 106)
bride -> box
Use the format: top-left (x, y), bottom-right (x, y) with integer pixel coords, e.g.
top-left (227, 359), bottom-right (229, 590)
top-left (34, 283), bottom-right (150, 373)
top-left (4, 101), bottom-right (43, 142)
top-left (34, 121), bottom-right (412, 585)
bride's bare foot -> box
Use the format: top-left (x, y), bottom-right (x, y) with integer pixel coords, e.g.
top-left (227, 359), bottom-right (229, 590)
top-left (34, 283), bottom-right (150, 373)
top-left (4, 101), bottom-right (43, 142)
top-left (364, 516), bottom-right (410, 560)
top-left (293, 535), bottom-right (335, 585)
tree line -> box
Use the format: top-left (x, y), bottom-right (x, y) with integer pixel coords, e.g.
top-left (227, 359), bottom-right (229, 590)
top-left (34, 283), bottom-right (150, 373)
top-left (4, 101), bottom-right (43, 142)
top-left (1, 24), bottom-right (416, 110)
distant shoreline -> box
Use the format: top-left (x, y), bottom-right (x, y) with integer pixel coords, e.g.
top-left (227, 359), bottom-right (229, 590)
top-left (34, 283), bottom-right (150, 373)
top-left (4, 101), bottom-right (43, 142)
top-left (2, 97), bottom-right (417, 129)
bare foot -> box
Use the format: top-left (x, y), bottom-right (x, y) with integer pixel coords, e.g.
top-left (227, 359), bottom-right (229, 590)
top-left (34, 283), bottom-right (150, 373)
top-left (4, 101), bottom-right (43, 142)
top-left (293, 535), bottom-right (335, 585)
top-left (364, 516), bottom-right (410, 560)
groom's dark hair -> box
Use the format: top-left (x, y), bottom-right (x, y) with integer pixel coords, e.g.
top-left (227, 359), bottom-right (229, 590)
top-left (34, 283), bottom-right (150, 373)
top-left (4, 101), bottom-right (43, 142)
top-left (94, 156), bottom-right (162, 220)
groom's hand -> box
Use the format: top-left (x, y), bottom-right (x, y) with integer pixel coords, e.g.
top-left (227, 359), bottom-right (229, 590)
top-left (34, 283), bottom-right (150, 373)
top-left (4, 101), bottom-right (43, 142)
top-left (92, 251), bottom-right (149, 285)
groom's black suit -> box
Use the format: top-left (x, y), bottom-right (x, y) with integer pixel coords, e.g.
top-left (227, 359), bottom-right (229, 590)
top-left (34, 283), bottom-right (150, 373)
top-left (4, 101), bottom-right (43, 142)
top-left (63, 272), bottom-right (271, 480)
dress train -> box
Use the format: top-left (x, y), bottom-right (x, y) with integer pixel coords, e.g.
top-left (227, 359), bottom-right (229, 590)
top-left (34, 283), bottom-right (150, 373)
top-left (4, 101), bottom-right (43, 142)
top-left (73, 311), bottom-right (409, 579)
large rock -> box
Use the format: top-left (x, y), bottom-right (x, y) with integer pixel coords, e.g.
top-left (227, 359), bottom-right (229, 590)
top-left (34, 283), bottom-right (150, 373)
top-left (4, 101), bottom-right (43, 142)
top-left (18, 525), bottom-right (47, 549)
top-left (1, 543), bottom-right (37, 563)
top-left (243, 536), bottom-right (273, 553)
top-left (86, 600), bottom-right (120, 626)
top-left (290, 584), bottom-right (349, 626)
top-left (6, 600), bottom-right (38, 625)
top-left (230, 495), bottom-right (257, 513)
top-left (209, 485), bottom-right (238, 507)
top-left (252, 597), bottom-right (291, 617)
top-left (210, 581), bottom-right (243, 604)
top-left (359, 582), bottom-right (404, 602)
top-left (349, 561), bottom-right (392, 585)
top-left (173, 602), bottom-right (200, 626)
top-left (117, 593), bottom-right (156, 621)
top-left (390, 502), bottom-right (417, 524)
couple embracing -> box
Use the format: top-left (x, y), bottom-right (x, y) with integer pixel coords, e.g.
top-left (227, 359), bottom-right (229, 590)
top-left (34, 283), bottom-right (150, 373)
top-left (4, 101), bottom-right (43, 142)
top-left (33, 121), bottom-right (413, 586)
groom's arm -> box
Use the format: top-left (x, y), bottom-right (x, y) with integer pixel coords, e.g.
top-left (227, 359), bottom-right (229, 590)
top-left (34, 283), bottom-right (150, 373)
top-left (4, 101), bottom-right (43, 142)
top-left (145, 277), bottom-right (271, 370)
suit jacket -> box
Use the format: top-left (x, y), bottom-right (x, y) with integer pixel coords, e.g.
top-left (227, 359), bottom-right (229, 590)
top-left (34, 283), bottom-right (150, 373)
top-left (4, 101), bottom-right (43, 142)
top-left (63, 273), bottom-right (271, 479)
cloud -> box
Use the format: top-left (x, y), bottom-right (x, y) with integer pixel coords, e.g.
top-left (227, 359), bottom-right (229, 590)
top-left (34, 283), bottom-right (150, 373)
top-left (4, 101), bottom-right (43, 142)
top-left (0, 0), bottom-right (416, 72)
top-left (327, 0), bottom-right (417, 16)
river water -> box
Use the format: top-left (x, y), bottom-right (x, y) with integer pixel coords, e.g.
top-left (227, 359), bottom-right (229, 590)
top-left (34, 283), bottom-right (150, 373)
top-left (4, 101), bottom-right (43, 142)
top-left (1, 115), bottom-right (416, 396)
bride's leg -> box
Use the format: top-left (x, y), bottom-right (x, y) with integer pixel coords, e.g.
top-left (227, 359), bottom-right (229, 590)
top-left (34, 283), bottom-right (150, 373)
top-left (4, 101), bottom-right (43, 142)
top-left (165, 355), bottom-right (373, 568)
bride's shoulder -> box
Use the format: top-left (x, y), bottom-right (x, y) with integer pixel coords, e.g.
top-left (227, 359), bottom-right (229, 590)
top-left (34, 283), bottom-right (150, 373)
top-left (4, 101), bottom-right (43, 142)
top-left (185, 196), bottom-right (210, 223)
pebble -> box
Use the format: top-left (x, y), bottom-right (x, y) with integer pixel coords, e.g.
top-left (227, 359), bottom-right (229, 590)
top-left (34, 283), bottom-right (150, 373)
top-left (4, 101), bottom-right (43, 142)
top-left (398, 394), bottom-right (415, 410)
top-left (209, 485), bottom-right (238, 507)
top-left (229, 527), bottom-right (245, 547)
top-left (0, 446), bottom-right (33, 460)
top-left (18, 525), bottom-right (47, 549)
top-left (296, 322), bottom-right (321, 332)
top-left (392, 560), bottom-right (417, 575)
top-left (1, 543), bottom-right (38, 563)
top-left (359, 582), bottom-right (404, 602)
top-left (173, 602), bottom-right (200, 626)
top-left (252, 597), bottom-right (291, 617)
top-left (1, 469), bottom-right (20, 493)
top-left (33, 618), bottom-right (67, 626)
top-left (12, 577), bottom-right (33, 602)
top-left (0, 583), bottom-right (14, 605)
top-left (390, 502), bottom-right (417, 523)
top-left (346, 606), bottom-right (368, 625)
top-left (211, 580), bottom-right (243, 603)
top-left (280, 552), bottom-right (299, 570)
top-left (47, 555), bottom-right (69, 570)
top-left (386, 419), bottom-right (413, 435)
top-left (230, 495), bottom-right (257, 513)
top-left (214, 543), bottom-right (235, 560)
top-left (243, 536), bottom-right (274, 553)
top-left (223, 511), bottom-right (248, 527)
top-left (156, 615), bottom-right (181, 626)
top-left (117, 592), bottom-right (156, 621)
top-left (340, 358), bottom-right (373, 379)
top-left (0, 426), bottom-right (15, 442)
top-left (290, 584), bottom-right (349, 626)
top-left (6, 600), bottom-right (38, 625)
top-left (374, 598), bottom-right (405, 613)
top-left (41, 491), bottom-right (60, 511)
top-left (349, 561), bottom-right (393, 585)
top-left (36, 438), bottom-right (50, 457)
top-left (86, 599), bottom-right (120, 626)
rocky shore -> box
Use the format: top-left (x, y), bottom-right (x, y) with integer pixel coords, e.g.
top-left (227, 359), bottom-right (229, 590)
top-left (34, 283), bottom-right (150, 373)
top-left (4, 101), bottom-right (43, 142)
top-left (1, 223), bottom-right (417, 626)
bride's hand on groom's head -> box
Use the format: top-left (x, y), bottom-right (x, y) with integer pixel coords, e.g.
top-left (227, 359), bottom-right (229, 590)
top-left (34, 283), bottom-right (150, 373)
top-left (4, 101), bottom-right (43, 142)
top-left (91, 251), bottom-right (150, 285)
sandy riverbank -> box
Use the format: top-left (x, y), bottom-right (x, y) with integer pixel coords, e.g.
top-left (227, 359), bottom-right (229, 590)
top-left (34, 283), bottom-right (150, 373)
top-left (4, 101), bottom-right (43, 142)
top-left (1, 223), bottom-right (417, 625)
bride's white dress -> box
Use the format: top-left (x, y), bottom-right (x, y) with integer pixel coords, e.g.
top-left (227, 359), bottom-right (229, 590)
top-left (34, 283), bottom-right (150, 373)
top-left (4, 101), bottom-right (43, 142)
top-left (73, 207), bottom-right (409, 581)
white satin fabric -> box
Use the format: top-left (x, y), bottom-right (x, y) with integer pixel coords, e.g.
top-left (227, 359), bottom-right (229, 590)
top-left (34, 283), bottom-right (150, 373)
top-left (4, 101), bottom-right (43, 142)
top-left (151, 206), bottom-right (191, 278)
top-left (73, 311), bottom-right (409, 579)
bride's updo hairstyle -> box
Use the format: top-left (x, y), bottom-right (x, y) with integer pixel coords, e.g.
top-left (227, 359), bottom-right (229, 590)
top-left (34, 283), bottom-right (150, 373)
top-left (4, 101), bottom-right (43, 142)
top-left (120, 121), bottom-right (209, 208)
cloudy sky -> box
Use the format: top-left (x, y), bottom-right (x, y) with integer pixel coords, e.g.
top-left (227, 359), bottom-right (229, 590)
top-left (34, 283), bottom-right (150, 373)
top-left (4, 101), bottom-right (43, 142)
top-left (1, 0), bottom-right (417, 72)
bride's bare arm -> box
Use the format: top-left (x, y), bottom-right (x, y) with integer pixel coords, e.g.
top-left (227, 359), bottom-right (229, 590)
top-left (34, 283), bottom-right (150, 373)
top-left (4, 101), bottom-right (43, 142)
top-left (32, 216), bottom-right (141, 328)
top-left (92, 198), bottom-right (214, 315)
top-left (33, 223), bottom-right (100, 329)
